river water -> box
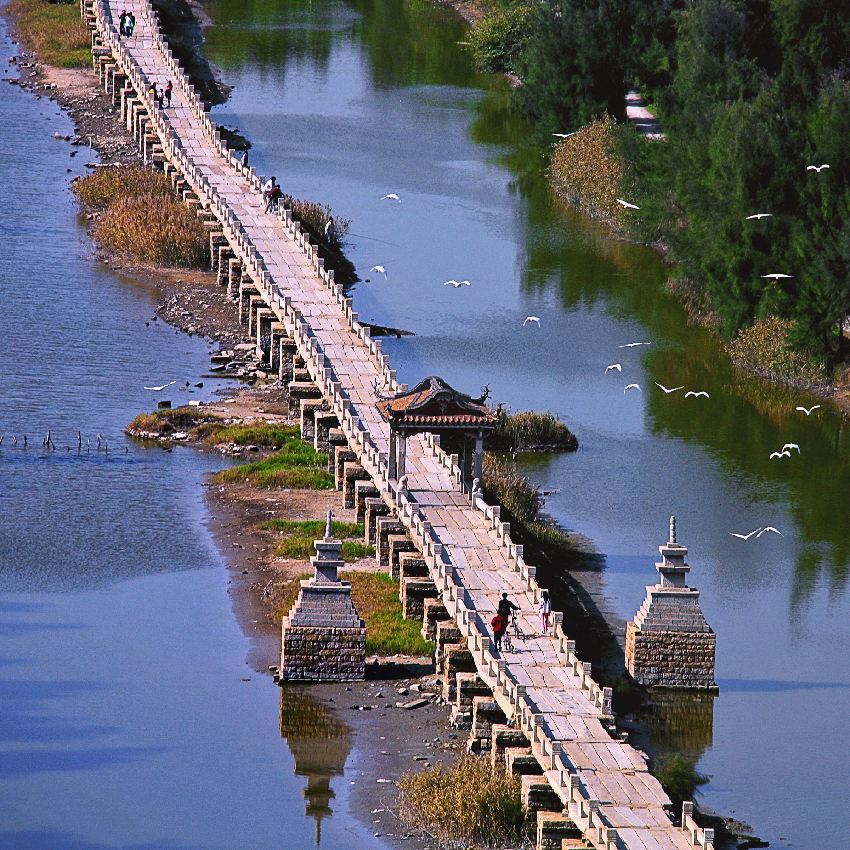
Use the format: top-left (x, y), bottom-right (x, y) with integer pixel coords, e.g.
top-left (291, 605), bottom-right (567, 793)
top-left (0, 11), bottom-right (390, 849)
top-left (204, 0), bottom-right (850, 846)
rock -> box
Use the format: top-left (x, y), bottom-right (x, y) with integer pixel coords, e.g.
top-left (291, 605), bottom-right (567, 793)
top-left (397, 698), bottom-right (429, 711)
top-left (396, 687), bottom-right (410, 696)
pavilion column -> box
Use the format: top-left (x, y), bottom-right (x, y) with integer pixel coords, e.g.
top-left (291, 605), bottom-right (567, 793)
top-left (388, 426), bottom-right (397, 480)
top-left (397, 433), bottom-right (407, 479)
top-left (473, 432), bottom-right (484, 482)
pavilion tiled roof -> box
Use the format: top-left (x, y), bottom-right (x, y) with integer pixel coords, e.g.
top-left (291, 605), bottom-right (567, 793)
top-left (377, 376), bottom-right (496, 429)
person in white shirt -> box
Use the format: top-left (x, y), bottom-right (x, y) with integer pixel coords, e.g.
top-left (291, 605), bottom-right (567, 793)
top-left (539, 589), bottom-right (552, 634)
top-left (262, 176), bottom-right (280, 213)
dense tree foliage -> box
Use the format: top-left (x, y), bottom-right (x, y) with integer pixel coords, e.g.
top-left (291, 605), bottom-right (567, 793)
top-left (501, 0), bottom-right (850, 368)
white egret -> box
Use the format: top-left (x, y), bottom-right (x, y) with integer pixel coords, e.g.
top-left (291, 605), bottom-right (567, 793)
top-left (370, 265), bottom-right (387, 277)
top-left (761, 273), bottom-right (793, 280)
top-left (806, 164), bottom-right (829, 173)
top-left (729, 528), bottom-right (762, 540)
top-left (144, 380), bottom-right (176, 391)
top-left (757, 526), bottom-right (783, 537)
top-left (624, 383), bottom-right (641, 394)
top-left (523, 316), bottom-right (541, 327)
top-left (685, 390), bottom-right (710, 398)
top-left (769, 450), bottom-right (791, 459)
top-left (616, 198), bottom-right (640, 210)
top-left (795, 405), bottom-right (820, 416)
top-left (745, 213), bottom-right (773, 220)
top-left (618, 341), bottom-right (651, 348)
top-left (443, 279), bottom-right (470, 288)
top-left (655, 382), bottom-right (684, 394)
top-left (380, 193), bottom-right (401, 201)
top-left (782, 443), bottom-right (800, 454)
top-left (605, 364), bottom-right (622, 374)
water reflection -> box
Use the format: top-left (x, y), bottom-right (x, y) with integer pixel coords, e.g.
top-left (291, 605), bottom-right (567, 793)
top-left (278, 688), bottom-right (353, 846)
top-left (644, 691), bottom-right (715, 760)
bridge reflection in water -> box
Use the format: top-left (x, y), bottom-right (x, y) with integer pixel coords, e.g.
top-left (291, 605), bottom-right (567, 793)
top-left (279, 687), bottom-right (353, 846)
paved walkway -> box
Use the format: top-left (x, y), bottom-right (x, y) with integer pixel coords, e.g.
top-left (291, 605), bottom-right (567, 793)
top-left (88, 4), bottom-right (712, 848)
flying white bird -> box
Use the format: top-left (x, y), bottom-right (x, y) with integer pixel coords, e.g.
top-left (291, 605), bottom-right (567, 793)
top-left (616, 198), bottom-right (640, 210)
top-left (618, 341), bottom-right (651, 348)
top-left (523, 316), bottom-right (541, 327)
top-left (370, 265), bottom-right (387, 277)
top-left (443, 279), bottom-right (471, 288)
top-left (624, 383), bottom-right (641, 394)
top-left (729, 528), bottom-right (762, 541)
top-left (761, 273), bottom-right (793, 280)
top-left (605, 363), bottom-right (622, 373)
top-left (795, 405), bottom-right (820, 416)
top-left (806, 164), bottom-right (830, 173)
top-left (144, 380), bottom-right (176, 391)
top-left (769, 450), bottom-right (791, 459)
top-left (782, 443), bottom-right (801, 454)
top-left (380, 193), bottom-right (401, 201)
top-left (685, 390), bottom-right (710, 398)
top-left (757, 526), bottom-right (783, 537)
top-left (745, 213), bottom-right (773, 220)
top-left (655, 382), bottom-right (684, 394)
top-left (552, 132), bottom-right (576, 138)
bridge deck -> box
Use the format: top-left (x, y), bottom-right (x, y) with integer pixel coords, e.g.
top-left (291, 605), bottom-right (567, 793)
top-left (88, 4), bottom-right (714, 848)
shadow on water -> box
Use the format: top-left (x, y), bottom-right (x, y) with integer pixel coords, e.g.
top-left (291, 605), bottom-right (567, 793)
top-left (0, 833), bottom-right (207, 850)
top-left (278, 687), bottom-right (353, 847)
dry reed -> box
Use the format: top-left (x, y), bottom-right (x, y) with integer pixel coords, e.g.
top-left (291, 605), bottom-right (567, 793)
top-left (7, 0), bottom-right (90, 67)
top-left (397, 756), bottom-right (526, 848)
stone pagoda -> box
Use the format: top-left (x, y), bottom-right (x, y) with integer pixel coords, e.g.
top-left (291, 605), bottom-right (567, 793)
top-left (279, 511), bottom-right (366, 681)
top-left (625, 517), bottom-right (717, 690)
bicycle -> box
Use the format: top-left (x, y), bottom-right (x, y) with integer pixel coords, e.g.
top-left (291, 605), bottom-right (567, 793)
top-left (500, 612), bottom-right (522, 653)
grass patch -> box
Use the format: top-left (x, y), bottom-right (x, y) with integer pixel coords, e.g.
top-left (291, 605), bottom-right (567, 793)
top-left (548, 116), bottom-right (629, 231)
top-left (397, 756), bottom-right (526, 848)
top-left (127, 406), bottom-right (217, 436)
top-left (73, 166), bottom-right (208, 267)
top-left (213, 448), bottom-right (334, 490)
top-left (651, 753), bottom-right (709, 810)
top-left (490, 408), bottom-right (578, 452)
top-left (275, 571), bottom-right (432, 656)
top-left (200, 423), bottom-right (300, 447)
top-left (260, 519), bottom-right (372, 561)
top-left (7, 0), bottom-right (90, 67)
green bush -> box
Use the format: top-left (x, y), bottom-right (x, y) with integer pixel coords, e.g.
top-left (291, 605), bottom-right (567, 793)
top-left (469, 2), bottom-right (535, 74)
top-left (651, 753), bottom-right (709, 808)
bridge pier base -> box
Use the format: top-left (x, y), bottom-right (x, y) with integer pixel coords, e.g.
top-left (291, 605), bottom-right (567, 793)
top-left (422, 598), bottom-right (449, 642)
top-left (353, 480), bottom-right (379, 523)
top-left (374, 517), bottom-right (405, 565)
top-left (363, 498), bottom-right (390, 544)
top-left (299, 399), bottom-right (326, 444)
top-left (441, 643), bottom-right (475, 703)
top-left (521, 775), bottom-right (562, 818)
top-left (398, 552), bottom-right (428, 579)
top-left (490, 724), bottom-right (529, 764)
top-left (536, 812), bottom-right (582, 850)
top-left (325, 429), bottom-right (348, 474)
top-left (470, 698), bottom-right (506, 752)
top-left (387, 534), bottom-right (416, 579)
top-left (342, 462), bottom-right (369, 509)
top-left (401, 578), bottom-right (438, 621)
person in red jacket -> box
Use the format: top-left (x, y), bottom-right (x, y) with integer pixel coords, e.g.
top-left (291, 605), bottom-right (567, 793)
top-left (491, 612), bottom-right (507, 651)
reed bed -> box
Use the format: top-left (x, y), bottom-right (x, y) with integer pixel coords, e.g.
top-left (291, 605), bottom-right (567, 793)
top-left (483, 453), bottom-right (574, 551)
top-left (73, 166), bottom-right (174, 210)
top-left (96, 195), bottom-right (208, 266)
top-left (127, 406), bottom-right (217, 436)
top-left (274, 572), bottom-right (432, 656)
top-left (548, 116), bottom-right (628, 231)
top-left (73, 166), bottom-right (208, 267)
top-left (7, 0), bottom-right (90, 67)
top-left (491, 408), bottom-right (578, 452)
top-left (397, 757), bottom-right (526, 849)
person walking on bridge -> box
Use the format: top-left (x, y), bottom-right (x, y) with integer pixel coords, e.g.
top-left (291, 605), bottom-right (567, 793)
top-left (118, 10), bottom-right (128, 37)
top-left (164, 80), bottom-right (173, 107)
top-left (498, 591), bottom-right (519, 621)
top-left (539, 589), bottom-right (552, 634)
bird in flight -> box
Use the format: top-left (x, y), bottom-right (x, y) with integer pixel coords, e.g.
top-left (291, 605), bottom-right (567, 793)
top-left (770, 449), bottom-right (791, 459)
top-left (624, 383), bottom-right (641, 394)
top-left (380, 193), bottom-right (401, 201)
top-left (144, 380), bottom-right (176, 391)
top-left (370, 265), bottom-right (387, 277)
top-left (685, 390), bottom-right (710, 398)
top-left (795, 405), bottom-right (820, 416)
top-left (729, 528), bottom-right (762, 540)
top-left (616, 198), bottom-right (640, 210)
top-left (523, 316), bottom-right (541, 327)
top-left (552, 132), bottom-right (575, 139)
top-left (605, 363), bottom-right (622, 373)
top-left (745, 213), bottom-right (772, 220)
top-left (761, 273), bottom-right (793, 280)
top-left (782, 443), bottom-right (801, 454)
top-left (757, 526), bottom-right (782, 537)
top-left (655, 382), bottom-right (684, 394)
top-left (806, 164), bottom-right (830, 173)
top-left (619, 341), bottom-right (651, 348)
top-left (443, 279), bottom-right (470, 288)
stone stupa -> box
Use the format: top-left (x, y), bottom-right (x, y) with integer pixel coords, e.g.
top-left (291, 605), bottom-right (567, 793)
top-left (625, 516), bottom-right (717, 690)
top-left (279, 510), bottom-right (366, 681)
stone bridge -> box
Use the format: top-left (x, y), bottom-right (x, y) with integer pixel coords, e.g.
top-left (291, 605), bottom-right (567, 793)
top-left (80, 2), bottom-right (717, 848)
